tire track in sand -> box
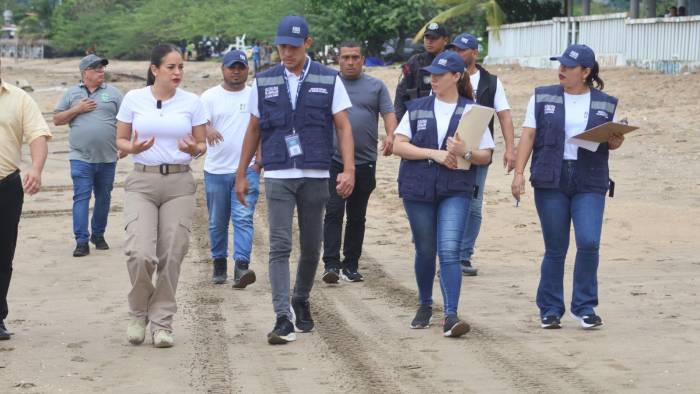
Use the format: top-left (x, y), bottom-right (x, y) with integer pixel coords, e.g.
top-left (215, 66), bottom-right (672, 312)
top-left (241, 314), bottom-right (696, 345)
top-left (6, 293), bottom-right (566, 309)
top-left (183, 186), bottom-right (236, 393)
top-left (360, 253), bottom-right (603, 394)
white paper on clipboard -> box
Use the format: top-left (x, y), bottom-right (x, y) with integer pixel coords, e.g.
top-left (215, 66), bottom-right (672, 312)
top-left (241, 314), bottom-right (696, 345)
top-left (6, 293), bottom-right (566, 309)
top-left (455, 104), bottom-right (495, 170)
top-left (567, 137), bottom-right (600, 152)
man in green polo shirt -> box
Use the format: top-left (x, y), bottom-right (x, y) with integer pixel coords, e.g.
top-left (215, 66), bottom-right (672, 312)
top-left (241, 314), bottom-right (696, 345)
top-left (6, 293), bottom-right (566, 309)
top-left (53, 54), bottom-right (123, 257)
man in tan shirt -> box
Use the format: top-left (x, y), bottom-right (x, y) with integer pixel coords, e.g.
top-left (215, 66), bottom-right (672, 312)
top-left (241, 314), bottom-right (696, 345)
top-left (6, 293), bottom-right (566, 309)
top-left (0, 59), bottom-right (52, 340)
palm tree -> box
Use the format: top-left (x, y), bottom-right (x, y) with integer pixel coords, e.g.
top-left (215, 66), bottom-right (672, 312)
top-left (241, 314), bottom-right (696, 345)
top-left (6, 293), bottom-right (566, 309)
top-left (413, 0), bottom-right (506, 42)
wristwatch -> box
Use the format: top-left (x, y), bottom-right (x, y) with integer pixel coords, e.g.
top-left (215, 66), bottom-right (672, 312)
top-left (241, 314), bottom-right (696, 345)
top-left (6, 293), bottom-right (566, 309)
top-left (463, 151), bottom-right (472, 162)
top-left (192, 148), bottom-right (205, 159)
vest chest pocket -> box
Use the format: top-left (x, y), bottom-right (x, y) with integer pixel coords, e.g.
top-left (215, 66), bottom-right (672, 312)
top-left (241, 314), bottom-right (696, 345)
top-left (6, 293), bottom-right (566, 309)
top-left (305, 111), bottom-right (327, 127)
top-left (259, 112), bottom-right (287, 131)
top-left (535, 121), bottom-right (560, 148)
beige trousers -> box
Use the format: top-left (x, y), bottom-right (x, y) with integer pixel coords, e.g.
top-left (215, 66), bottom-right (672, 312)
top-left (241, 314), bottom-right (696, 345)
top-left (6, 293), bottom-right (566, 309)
top-left (123, 170), bottom-right (196, 332)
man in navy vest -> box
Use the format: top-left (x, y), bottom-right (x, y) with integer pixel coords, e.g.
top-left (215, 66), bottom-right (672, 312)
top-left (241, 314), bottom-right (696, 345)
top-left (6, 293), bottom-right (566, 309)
top-left (235, 15), bottom-right (355, 345)
top-left (448, 33), bottom-right (516, 276)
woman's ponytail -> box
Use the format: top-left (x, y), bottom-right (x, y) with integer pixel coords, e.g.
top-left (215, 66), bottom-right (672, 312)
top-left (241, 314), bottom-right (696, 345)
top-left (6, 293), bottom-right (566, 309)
top-left (457, 72), bottom-right (474, 100)
top-left (585, 61), bottom-right (604, 90)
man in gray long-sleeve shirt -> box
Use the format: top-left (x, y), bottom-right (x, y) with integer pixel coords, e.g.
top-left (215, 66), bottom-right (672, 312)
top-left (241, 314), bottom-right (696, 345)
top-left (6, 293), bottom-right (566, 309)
top-left (322, 41), bottom-right (398, 283)
top-left (54, 54), bottom-right (123, 257)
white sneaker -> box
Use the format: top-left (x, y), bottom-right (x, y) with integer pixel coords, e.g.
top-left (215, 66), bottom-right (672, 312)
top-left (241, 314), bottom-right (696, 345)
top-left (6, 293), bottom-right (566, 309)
top-left (152, 329), bottom-right (174, 348)
top-left (127, 317), bottom-right (148, 345)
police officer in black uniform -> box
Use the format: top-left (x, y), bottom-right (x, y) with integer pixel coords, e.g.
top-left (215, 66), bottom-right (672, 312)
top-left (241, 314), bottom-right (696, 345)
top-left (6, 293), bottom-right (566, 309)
top-left (394, 22), bottom-right (449, 121)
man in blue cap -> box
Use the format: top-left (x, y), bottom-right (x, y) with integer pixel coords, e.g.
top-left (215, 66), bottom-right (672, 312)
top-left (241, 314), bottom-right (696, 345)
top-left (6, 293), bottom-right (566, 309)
top-left (235, 15), bottom-right (356, 345)
top-left (448, 33), bottom-right (516, 277)
top-left (200, 50), bottom-right (261, 288)
top-left (394, 22), bottom-right (450, 121)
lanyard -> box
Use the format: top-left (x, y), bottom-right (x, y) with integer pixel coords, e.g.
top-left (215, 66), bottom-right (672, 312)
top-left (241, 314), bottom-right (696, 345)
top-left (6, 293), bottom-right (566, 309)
top-left (282, 57), bottom-right (310, 111)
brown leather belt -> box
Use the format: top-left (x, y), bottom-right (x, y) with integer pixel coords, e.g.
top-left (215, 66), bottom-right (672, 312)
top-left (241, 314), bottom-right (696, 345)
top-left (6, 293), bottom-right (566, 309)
top-left (134, 164), bottom-right (191, 175)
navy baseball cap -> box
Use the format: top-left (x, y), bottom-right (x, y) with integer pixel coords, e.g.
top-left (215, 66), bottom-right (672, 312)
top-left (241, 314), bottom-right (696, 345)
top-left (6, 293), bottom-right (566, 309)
top-left (424, 22), bottom-right (449, 38)
top-left (422, 51), bottom-right (465, 75)
top-left (222, 50), bottom-right (248, 67)
top-left (446, 33), bottom-right (478, 50)
top-left (550, 44), bottom-right (596, 68)
top-left (274, 15), bottom-right (308, 47)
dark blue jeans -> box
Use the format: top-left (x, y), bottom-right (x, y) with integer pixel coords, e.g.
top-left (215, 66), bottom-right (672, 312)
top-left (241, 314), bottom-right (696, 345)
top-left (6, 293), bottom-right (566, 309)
top-left (403, 196), bottom-right (471, 316)
top-left (459, 164), bottom-right (488, 262)
top-left (534, 161), bottom-right (606, 318)
top-left (70, 160), bottom-right (116, 244)
top-left (204, 168), bottom-right (260, 262)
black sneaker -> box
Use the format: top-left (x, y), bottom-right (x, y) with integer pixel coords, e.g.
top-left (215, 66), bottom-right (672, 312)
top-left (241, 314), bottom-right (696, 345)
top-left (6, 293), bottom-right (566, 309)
top-left (541, 315), bottom-right (562, 329)
top-left (340, 268), bottom-right (364, 282)
top-left (410, 305), bottom-right (432, 329)
top-left (211, 258), bottom-right (227, 284)
top-left (90, 235), bottom-right (109, 250)
top-left (291, 298), bottom-right (314, 332)
top-left (267, 316), bottom-right (296, 345)
top-left (322, 267), bottom-right (340, 284)
top-left (0, 321), bottom-right (12, 340)
top-left (232, 260), bottom-right (256, 289)
top-left (461, 260), bottom-right (478, 276)
top-left (443, 315), bottom-right (470, 338)
top-left (570, 312), bottom-right (603, 329)
top-left (73, 242), bottom-right (90, 257)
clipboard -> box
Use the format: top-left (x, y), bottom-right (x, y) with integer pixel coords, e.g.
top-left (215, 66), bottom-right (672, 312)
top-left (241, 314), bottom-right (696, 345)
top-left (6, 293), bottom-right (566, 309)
top-left (455, 104), bottom-right (495, 170)
top-left (573, 121), bottom-right (639, 143)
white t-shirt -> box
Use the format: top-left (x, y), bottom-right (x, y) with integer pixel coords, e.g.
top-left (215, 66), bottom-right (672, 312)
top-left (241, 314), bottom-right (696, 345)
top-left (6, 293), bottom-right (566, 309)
top-left (469, 71), bottom-right (511, 113)
top-left (523, 92), bottom-right (590, 160)
top-left (201, 85), bottom-right (253, 174)
top-left (248, 60), bottom-right (352, 179)
top-left (395, 98), bottom-right (495, 150)
top-left (116, 86), bottom-right (208, 166)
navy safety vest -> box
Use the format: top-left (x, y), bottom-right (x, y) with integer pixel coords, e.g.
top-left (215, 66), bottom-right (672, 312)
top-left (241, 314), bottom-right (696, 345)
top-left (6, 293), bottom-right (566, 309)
top-left (256, 61), bottom-right (337, 171)
top-left (530, 85), bottom-right (618, 194)
top-left (397, 95), bottom-right (477, 202)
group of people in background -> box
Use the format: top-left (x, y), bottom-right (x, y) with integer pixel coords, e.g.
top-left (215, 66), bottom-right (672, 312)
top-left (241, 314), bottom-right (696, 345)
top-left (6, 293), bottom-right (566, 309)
top-left (0, 14), bottom-right (625, 348)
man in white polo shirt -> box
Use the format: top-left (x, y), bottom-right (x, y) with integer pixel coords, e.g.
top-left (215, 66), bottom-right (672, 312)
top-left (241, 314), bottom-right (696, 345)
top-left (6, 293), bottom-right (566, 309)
top-left (201, 50), bottom-right (260, 288)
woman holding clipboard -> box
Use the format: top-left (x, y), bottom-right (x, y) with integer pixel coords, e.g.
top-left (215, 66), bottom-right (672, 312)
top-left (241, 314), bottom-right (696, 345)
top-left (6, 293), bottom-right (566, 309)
top-left (511, 44), bottom-right (624, 330)
top-left (393, 51), bottom-right (495, 337)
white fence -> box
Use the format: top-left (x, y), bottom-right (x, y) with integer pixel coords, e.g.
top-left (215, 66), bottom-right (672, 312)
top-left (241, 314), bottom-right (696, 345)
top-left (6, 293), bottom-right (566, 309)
top-left (0, 39), bottom-right (45, 59)
top-left (485, 13), bottom-right (700, 74)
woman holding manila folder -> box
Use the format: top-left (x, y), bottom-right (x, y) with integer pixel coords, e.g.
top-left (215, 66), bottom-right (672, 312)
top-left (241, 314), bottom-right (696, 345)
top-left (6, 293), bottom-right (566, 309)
top-left (511, 44), bottom-right (625, 330)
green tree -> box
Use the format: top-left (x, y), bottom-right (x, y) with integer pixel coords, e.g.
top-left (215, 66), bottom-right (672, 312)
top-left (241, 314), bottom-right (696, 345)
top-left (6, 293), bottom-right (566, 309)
top-left (50, 0), bottom-right (303, 59)
top-left (305, 0), bottom-right (437, 57)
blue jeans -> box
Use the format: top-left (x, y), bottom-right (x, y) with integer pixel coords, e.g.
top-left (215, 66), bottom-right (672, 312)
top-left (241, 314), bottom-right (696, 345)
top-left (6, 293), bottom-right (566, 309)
top-left (403, 196), bottom-right (471, 316)
top-left (534, 161), bottom-right (606, 318)
top-left (204, 168), bottom-right (260, 262)
top-left (459, 164), bottom-right (488, 262)
top-left (70, 160), bottom-right (116, 244)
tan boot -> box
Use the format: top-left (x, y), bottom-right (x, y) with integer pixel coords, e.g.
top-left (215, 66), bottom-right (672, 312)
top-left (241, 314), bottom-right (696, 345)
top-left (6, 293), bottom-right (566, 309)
top-left (126, 317), bottom-right (148, 345)
top-left (152, 329), bottom-right (174, 348)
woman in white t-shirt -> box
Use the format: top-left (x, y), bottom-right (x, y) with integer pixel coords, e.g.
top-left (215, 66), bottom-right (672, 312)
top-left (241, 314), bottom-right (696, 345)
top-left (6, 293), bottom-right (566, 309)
top-left (511, 45), bottom-right (624, 331)
top-left (392, 51), bottom-right (495, 338)
top-left (116, 44), bottom-right (207, 348)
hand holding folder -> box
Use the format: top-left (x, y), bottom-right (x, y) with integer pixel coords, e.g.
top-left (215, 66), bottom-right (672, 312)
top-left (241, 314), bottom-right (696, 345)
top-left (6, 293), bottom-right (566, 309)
top-left (455, 105), bottom-right (495, 170)
top-left (568, 120), bottom-right (638, 152)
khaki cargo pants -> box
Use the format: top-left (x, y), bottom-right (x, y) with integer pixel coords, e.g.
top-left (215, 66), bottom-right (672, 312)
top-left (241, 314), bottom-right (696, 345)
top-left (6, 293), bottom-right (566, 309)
top-left (123, 170), bottom-right (195, 332)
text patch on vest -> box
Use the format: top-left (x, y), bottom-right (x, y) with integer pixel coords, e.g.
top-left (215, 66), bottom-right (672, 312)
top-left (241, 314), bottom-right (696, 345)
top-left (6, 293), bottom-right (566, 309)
top-left (308, 87), bottom-right (328, 94)
top-left (544, 104), bottom-right (556, 114)
top-left (265, 86), bottom-right (279, 99)
top-left (417, 119), bottom-right (428, 131)
top-left (595, 110), bottom-right (609, 119)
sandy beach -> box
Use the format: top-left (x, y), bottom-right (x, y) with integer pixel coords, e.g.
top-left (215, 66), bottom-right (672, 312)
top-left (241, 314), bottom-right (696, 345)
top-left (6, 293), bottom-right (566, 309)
top-left (1, 57), bottom-right (699, 393)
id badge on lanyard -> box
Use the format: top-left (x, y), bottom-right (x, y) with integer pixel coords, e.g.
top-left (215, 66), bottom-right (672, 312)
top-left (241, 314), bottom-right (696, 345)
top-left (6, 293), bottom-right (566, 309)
top-left (282, 58), bottom-right (310, 158)
top-left (285, 133), bottom-right (303, 157)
